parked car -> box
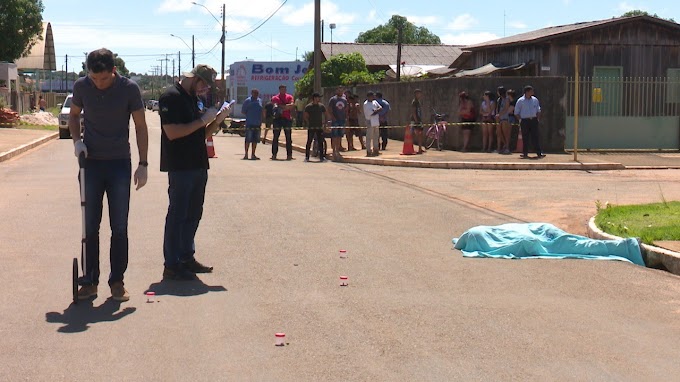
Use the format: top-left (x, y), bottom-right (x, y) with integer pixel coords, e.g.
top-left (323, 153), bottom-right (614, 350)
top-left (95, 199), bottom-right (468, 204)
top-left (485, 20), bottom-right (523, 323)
top-left (152, 100), bottom-right (159, 112)
top-left (146, 99), bottom-right (156, 110)
top-left (58, 94), bottom-right (84, 139)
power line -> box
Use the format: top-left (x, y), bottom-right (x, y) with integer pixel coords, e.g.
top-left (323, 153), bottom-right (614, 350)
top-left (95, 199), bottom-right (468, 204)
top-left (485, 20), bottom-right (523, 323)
top-left (224, 0), bottom-right (288, 41)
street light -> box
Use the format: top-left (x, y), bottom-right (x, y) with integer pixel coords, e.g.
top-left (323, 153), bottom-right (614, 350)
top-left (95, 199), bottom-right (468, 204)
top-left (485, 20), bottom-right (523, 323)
top-left (329, 23), bottom-right (336, 56)
top-left (191, 1), bottom-right (225, 81)
top-left (170, 34), bottom-right (195, 68)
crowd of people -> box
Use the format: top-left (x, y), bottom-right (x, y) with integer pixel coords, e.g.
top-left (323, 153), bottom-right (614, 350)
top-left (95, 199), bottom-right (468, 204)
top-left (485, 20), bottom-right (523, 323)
top-left (239, 84), bottom-right (544, 160)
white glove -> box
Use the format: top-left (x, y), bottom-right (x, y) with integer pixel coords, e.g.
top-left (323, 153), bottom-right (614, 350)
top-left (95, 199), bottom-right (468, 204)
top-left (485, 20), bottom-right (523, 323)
top-left (134, 165), bottom-right (148, 190)
top-left (200, 107), bottom-right (219, 126)
top-left (74, 140), bottom-right (88, 158)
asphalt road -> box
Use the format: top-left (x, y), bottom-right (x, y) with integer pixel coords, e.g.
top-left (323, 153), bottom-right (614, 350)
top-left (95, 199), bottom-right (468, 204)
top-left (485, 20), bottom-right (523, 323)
top-left (1, 110), bottom-right (679, 381)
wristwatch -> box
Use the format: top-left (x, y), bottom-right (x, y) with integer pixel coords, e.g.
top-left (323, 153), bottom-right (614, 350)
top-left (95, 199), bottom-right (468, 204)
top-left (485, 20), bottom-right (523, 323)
top-left (139, 161), bottom-right (148, 167)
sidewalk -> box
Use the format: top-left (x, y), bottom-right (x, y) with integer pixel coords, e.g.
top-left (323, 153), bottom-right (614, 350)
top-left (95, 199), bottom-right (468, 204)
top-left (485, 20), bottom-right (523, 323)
top-left (0, 128), bottom-right (58, 163)
top-left (257, 128), bottom-right (680, 171)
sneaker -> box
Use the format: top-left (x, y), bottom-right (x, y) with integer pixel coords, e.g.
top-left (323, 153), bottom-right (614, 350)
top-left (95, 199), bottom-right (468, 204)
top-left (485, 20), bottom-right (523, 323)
top-left (184, 258), bottom-right (213, 273)
top-left (286, 156), bottom-right (295, 161)
top-left (110, 282), bottom-right (129, 302)
top-left (304, 158), bottom-right (310, 162)
top-left (77, 284), bottom-right (98, 300)
top-left (163, 265), bottom-right (197, 281)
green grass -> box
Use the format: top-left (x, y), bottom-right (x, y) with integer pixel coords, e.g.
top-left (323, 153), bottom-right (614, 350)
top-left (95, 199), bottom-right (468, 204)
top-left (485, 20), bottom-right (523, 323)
top-left (17, 124), bottom-right (58, 131)
top-left (594, 201), bottom-right (680, 244)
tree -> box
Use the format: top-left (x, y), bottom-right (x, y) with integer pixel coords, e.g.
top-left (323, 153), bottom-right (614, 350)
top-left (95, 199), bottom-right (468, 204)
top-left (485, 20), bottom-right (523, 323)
top-left (355, 15), bottom-right (441, 44)
top-left (0, 0), bottom-right (44, 62)
top-left (295, 53), bottom-right (382, 97)
top-left (79, 53), bottom-right (130, 77)
top-left (621, 9), bottom-right (675, 22)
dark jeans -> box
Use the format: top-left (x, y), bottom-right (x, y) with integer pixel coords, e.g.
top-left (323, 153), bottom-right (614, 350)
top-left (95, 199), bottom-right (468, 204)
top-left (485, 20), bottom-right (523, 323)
top-left (272, 118), bottom-right (293, 158)
top-left (306, 128), bottom-right (324, 159)
top-left (379, 121), bottom-right (389, 149)
top-left (82, 158), bottom-right (131, 286)
top-left (520, 118), bottom-right (542, 156)
top-left (296, 111), bottom-right (304, 128)
top-left (163, 169), bottom-right (208, 268)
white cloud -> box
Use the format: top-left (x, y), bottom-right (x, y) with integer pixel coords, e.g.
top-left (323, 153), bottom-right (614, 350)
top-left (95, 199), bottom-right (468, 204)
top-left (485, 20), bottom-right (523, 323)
top-left (280, 1), bottom-right (356, 27)
top-left (507, 21), bottom-right (527, 29)
top-left (617, 1), bottom-right (648, 13)
top-left (158, 0), bottom-right (283, 19)
top-left (441, 32), bottom-right (499, 46)
top-left (447, 14), bottom-right (478, 31)
top-left (406, 15), bottom-right (440, 26)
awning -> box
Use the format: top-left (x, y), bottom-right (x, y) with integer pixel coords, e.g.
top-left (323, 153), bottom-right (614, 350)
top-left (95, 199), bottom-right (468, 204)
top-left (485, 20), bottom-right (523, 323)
top-left (385, 64), bottom-right (455, 78)
top-left (454, 62), bottom-right (528, 77)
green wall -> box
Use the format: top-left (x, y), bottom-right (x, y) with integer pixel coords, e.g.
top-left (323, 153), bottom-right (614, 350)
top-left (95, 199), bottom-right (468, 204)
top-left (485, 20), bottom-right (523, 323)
top-left (565, 117), bottom-right (680, 149)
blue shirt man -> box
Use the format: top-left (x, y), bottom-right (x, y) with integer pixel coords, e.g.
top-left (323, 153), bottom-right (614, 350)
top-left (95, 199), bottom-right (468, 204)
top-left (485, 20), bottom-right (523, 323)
top-left (514, 88), bottom-right (541, 120)
top-left (241, 88), bottom-right (264, 160)
top-left (514, 85), bottom-right (544, 158)
top-left (376, 92), bottom-right (391, 150)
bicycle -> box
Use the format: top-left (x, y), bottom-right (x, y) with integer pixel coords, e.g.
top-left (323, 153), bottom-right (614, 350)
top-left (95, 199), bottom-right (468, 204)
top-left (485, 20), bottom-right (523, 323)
top-left (425, 109), bottom-right (448, 150)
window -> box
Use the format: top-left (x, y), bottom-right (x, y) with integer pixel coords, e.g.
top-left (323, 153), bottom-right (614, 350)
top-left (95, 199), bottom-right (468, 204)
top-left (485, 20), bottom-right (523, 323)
top-left (667, 68), bottom-right (680, 103)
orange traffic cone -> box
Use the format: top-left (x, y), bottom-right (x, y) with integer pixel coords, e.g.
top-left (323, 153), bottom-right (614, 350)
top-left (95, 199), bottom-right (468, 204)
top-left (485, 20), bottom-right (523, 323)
top-left (400, 125), bottom-right (416, 155)
top-left (514, 129), bottom-right (523, 153)
top-left (206, 135), bottom-right (218, 158)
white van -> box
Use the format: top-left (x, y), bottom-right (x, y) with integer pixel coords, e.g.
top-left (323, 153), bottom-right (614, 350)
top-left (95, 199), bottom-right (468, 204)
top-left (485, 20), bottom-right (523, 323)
top-left (58, 94), bottom-right (84, 139)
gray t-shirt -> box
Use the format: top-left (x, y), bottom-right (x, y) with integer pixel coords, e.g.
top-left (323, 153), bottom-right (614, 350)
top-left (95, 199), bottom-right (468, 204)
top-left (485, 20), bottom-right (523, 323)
top-left (72, 74), bottom-right (144, 160)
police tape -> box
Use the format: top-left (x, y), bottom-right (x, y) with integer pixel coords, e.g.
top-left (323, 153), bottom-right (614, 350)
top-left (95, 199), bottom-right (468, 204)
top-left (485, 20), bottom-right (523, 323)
top-left (217, 120), bottom-right (521, 132)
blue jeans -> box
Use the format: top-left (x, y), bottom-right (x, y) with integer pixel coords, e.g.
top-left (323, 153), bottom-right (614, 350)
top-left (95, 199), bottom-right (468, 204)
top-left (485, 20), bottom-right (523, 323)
top-left (163, 169), bottom-right (208, 268)
top-left (83, 158), bottom-right (131, 286)
top-left (272, 118), bottom-right (293, 158)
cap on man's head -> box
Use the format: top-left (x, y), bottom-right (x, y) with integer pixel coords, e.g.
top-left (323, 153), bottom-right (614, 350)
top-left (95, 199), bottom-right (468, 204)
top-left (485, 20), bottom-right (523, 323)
top-left (366, 91), bottom-right (375, 96)
top-left (184, 64), bottom-right (217, 89)
top-left (312, 92), bottom-right (321, 98)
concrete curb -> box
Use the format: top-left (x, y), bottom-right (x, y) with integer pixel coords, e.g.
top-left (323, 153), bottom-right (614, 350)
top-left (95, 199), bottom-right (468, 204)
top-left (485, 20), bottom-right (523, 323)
top-left (587, 216), bottom-right (680, 276)
top-left (266, 138), bottom-right (625, 171)
top-left (0, 132), bottom-right (58, 163)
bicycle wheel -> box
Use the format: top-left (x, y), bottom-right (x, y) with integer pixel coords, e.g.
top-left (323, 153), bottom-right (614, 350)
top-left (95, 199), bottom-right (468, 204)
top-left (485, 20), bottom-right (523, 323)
top-left (436, 127), bottom-right (445, 151)
top-left (425, 126), bottom-right (437, 149)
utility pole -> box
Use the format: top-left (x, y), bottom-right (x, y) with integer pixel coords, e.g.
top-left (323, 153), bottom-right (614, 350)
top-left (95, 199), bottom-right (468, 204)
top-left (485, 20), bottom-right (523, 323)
top-left (178, 51), bottom-right (181, 79)
top-left (221, 3), bottom-right (226, 81)
top-left (172, 59), bottom-right (175, 82)
top-left (314, 0), bottom-right (321, 93)
top-left (192, 35), bottom-right (195, 67)
top-left (165, 54), bottom-right (169, 85)
top-left (65, 54), bottom-right (68, 92)
top-left (396, 25), bottom-right (403, 82)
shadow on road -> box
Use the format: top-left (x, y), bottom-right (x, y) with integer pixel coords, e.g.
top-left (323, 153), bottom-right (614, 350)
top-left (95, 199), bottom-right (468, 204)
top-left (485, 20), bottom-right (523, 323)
top-left (144, 278), bottom-right (227, 297)
top-left (45, 298), bottom-right (136, 333)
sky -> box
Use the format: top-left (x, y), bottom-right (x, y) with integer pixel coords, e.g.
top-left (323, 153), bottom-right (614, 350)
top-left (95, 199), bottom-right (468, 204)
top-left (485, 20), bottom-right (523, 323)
top-left (41, 0), bottom-right (679, 75)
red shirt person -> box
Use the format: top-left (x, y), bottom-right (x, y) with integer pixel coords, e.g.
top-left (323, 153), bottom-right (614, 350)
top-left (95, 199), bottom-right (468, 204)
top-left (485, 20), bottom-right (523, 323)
top-left (270, 85), bottom-right (295, 160)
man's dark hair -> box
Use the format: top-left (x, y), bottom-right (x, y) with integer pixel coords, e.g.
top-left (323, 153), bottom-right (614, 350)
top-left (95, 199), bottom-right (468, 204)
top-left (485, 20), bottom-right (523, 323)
top-left (312, 92), bottom-right (321, 98)
top-left (87, 48), bottom-right (115, 73)
top-left (366, 91), bottom-right (375, 97)
top-left (376, 92), bottom-right (383, 98)
top-left (524, 85), bottom-right (533, 93)
top-left (497, 86), bottom-right (506, 96)
top-left (414, 89), bottom-right (422, 94)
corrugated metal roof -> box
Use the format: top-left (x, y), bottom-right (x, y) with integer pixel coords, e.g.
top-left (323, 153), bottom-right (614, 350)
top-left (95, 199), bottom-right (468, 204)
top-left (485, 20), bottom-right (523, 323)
top-left (15, 22), bottom-right (56, 71)
top-left (466, 15), bottom-right (680, 50)
top-left (320, 43), bottom-right (463, 67)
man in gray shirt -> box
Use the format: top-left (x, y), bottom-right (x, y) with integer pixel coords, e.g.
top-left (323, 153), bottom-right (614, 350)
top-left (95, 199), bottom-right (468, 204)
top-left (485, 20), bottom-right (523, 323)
top-left (69, 48), bottom-right (148, 302)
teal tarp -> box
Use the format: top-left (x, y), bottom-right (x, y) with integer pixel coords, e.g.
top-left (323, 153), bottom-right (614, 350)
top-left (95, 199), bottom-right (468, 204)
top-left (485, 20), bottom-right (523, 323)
top-left (453, 223), bottom-right (644, 265)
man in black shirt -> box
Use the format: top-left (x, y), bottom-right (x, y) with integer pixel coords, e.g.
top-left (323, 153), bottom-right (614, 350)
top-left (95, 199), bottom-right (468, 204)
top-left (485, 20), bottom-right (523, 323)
top-left (303, 93), bottom-right (326, 162)
top-left (159, 64), bottom-right (229, 280)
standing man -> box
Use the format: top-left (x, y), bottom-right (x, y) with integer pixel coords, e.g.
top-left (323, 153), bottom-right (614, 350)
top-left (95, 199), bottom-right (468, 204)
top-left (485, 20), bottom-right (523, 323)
top-left (303, 92), bottom-right (327, 162)
top-left (362, 91), bottom-right (382, 157)
top-left (39, 96), bottom-right (47, 111)
top-left (294, 94), bottom-right (306, 128)
top-left (241, 88), bottom-right (263, 160)
top-left (271, 84), bottom-right (295, 160)
top-left (70, 48), bottom-right (148, 302)
top-left (376, 92), bottom-right (391, 150)
top-left (514, 85), bottom-right (544, 159)
top-left (262, 98), bottom-right (274, 144)
top-left (159, 64), bottom-right (229, 280)
top-left (410, 89), bottom-right (425, 154)
top-left (327, 85), bottom-right (348, 162)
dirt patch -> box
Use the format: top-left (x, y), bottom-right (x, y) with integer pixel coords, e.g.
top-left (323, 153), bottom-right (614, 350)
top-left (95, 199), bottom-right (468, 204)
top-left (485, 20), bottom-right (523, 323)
top-left (20, 111), bottom-right (58, 126)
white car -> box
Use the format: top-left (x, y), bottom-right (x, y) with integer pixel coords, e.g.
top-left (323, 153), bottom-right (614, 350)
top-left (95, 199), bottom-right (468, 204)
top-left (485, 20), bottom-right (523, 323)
top-left (58, 94), bottom-right (84, 139)
top-left (151, 100), bottom-right (159, 112)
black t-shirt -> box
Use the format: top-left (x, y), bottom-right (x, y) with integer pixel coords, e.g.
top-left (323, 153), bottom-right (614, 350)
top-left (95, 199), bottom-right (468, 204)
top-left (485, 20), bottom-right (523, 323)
top-left (159, 83), bottom-right (209, 172)
top-left (264, 102), bottom-right (274, 118)
top-left (304, 103), bottom-right (326, 128)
